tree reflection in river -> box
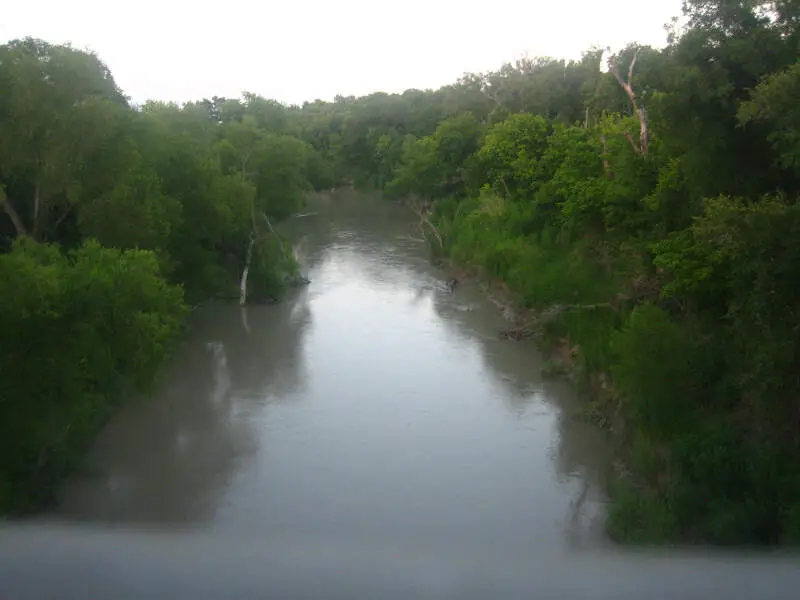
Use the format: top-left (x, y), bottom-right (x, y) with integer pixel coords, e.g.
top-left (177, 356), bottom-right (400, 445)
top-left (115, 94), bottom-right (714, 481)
top-left (54, 188), bottom-right (612, 549)
top-left (427, 282), bottom-right (612, 545)
top-left (54, 292), bottom-right (313, 525)
top-left (290, 190), bottom-right (613, 545)
top-left (299, 190), bottom-right (612, 545)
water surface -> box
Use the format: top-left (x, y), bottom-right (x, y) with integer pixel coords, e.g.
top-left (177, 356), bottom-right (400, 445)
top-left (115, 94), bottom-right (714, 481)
top-left (54, 190), bottom-right (613, 553)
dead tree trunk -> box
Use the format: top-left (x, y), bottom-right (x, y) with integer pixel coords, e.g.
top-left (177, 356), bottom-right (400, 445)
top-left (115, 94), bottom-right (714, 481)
top-left (239, 233), bottom-right (255, 306)
top-left (239, 188), bottom-right (259, 306)
top-left (0, 186), bottom-right (28, 237)
top-left (420, 212), bottom-right (443, 248)
top-left (409, 201), bottom-right (443, 248)
top-left (609, 49), bottom-right (649, 156)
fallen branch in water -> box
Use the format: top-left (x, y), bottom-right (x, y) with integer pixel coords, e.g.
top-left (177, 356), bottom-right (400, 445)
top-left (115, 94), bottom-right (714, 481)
top-left (408, 200), bottom-right (443, 248)
top-left (537, 302), bottom-right (612, 323)
top-left (421, 216), bottom-right (443, 248)
top-left (261, 213), bottom-right (285, 255)
top-left (499, 326), bottom-right (537, 341)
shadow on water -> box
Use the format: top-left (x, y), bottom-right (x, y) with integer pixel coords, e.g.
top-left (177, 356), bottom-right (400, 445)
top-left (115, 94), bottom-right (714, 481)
top-left (53, 292), bottom-right (313, 526)
top-left (427, 281), bottom-right (612, 544)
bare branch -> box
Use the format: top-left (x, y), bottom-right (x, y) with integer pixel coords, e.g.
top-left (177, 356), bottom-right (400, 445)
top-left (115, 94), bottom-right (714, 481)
top-left (627, 49), bottom-right (639, 88)
top-left (609, 59), bottom-right (626, 89)
top-left (622, 131), bottom-right (639, 154)
top-left (609, 49), bottom-right (648, 156)
top-left (409, 200), bottom-right (443, 248)
top-left (499, 176), bottom-right (511, 197)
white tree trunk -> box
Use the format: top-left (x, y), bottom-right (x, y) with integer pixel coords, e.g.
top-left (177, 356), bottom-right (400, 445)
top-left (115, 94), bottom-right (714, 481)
top-left (610, 50), bottom-right (649, 156)
top-left (239, 235), bottom-right (255, 306)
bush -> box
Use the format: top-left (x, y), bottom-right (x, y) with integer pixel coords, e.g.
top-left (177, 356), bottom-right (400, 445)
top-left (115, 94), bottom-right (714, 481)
top-left (611, 305), bottom-right (706, 436)
top-left (607, 478), bottom-right (679, 543)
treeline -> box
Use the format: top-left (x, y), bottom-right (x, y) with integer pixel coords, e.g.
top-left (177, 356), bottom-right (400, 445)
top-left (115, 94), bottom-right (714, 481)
top-left (0, 39), bottom-right (331, 511)
top-left (291, 1), bottom-right (800, 544)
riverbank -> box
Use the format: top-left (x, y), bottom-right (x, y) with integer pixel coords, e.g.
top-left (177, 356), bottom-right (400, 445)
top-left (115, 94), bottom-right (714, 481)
top-left (430, 213), bottom-right (800, 545)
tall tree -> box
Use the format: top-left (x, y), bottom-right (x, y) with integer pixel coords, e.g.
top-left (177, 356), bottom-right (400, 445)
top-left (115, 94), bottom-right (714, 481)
top-left (0, 38), bottom-right (125, 240)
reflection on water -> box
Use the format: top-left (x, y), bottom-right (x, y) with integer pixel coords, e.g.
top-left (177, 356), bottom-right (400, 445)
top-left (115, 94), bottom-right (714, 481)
top-left (56, 294), bottom-right (313, 524)
top-left (53, 189), bottom-right (612, 550)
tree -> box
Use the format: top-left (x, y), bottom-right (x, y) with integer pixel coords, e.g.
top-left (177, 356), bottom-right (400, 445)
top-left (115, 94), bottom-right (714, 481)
top-left (0, 38), bottom-right (125, 240)
top-left (477, 113), bottom-right (552, 199)
top-left (387, 113), bottom-right (483, 200)
top-left (738, 59), bottom-right (800, 176)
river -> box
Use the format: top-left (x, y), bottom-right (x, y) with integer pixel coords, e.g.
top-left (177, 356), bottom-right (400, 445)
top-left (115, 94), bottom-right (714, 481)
top-left (6, 191), bottom-right (800, 599)
top-left (53, 189), bottom-right (612, 549)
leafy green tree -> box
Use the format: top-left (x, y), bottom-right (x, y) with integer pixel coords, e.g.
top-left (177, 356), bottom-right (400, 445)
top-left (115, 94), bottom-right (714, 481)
top-left (0, 38), bottom-right (125, 240)
top-left (78, 161), bottom-right (179, 253)
top-left (477, 113), bottom-right (552, 199)
top-left (387, 113), bottom-right (483, 199)
top-left (738, 60), bottom-right (800, 177)
top-left (250, 134), bottom-right (316, 219)
top-left (0, 239), bottom-right (185, 512)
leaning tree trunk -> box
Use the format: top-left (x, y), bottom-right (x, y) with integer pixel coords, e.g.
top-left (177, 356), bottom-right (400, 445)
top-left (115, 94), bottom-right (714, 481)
top-left (610, 49), bottom-right (649, 156)
top-left (261, 213), bottom-right (287, 258)
top-left (0, 186), bottom-right (28, 237)
top-left (409, 200), bottom-right (443, 248)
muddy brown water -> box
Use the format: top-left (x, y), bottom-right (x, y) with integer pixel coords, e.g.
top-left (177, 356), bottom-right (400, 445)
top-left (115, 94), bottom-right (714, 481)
top-left (52, 190), bottom-right (613, 550)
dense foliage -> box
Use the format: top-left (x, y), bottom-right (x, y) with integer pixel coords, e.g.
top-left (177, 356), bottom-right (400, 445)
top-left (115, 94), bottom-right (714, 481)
top-left (0, 240), bottom-right (185, 511)
top-left (277, 1), bottom-right (800, 544)
top-left (0, 39), bottom-right (329, 511)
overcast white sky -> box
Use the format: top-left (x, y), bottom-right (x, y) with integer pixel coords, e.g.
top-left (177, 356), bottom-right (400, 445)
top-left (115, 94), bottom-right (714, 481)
top-left (3, 0), bottom-right (683, 105)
